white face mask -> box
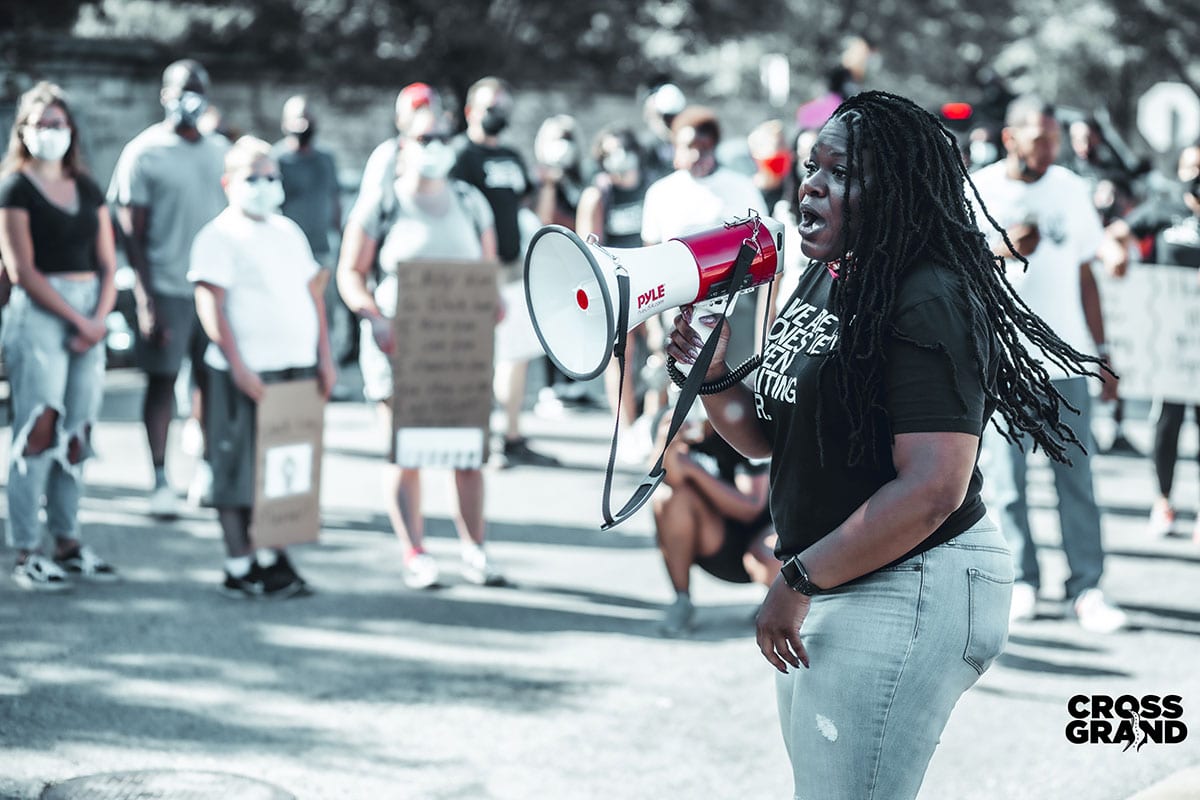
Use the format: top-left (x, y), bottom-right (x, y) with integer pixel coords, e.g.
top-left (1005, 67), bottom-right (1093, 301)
top-left (413, 140), bottom-right (455, 179)
top-left (23, 127), bottom-right (71, 162)
top-left (540, 137), bottom-right (578, 169)
top-left (230, 176), bottom-right (284, 218)
top-left (602, 147), bottom-right (639, 176)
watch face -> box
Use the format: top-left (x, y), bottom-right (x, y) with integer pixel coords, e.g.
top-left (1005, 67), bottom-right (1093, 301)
top-left (782, 558), bottom-right (816, 595)
top-left (782, 559), bottom-right (804, 590)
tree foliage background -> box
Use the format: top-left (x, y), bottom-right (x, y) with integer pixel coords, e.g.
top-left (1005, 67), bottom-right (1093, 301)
top-left (5, 0), bottom-right (1198, 140)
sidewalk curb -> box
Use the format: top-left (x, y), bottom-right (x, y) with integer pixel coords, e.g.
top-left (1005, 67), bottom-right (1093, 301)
top-left (1125, 766), bottom-right (1200, 799)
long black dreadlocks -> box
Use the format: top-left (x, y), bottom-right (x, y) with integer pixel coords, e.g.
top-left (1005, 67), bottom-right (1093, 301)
top-left (816, 90), bottom-right (1107, 467)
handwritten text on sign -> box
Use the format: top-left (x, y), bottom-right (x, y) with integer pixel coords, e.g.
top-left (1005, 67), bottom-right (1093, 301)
top-left (391, 260), bottom-right (499, 466)
top-left (1097, 263), bottom-right (1200, 404)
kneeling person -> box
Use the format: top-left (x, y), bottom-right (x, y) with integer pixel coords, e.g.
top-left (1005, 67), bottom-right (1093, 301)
top-left (653, 415), bottom-right (779, 636)
top-left (189, 136), bottom-right (335, 598)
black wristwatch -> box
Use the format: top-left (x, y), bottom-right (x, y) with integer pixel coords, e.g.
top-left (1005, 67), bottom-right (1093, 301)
top-left (780, 557), bottom-right (824, 596)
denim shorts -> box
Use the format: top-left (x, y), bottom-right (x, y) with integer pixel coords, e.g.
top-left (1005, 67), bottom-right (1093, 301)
top-left (2, 279), bottom-right (105, 548)
top-left (775, 518), bottom-right (1013, 800)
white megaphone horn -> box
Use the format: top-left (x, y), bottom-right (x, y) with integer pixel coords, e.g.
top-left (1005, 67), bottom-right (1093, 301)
top-left (524, 213), bottom-right (785, 381)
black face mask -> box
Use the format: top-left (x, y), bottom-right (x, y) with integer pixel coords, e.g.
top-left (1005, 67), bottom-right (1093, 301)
top-left (481, 107), bottom-right (509, 136)
top-left (1017, 155), bottom-right (1041, 180)
top-left (295, 128), bottom-right (316, 148)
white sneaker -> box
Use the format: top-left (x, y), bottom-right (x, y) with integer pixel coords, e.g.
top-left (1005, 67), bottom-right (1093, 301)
top-left (403, 552), bottom-right (440, 589)
top-left (534, 387), bottom-right (566, 419)
top-left (1073, 588), bottom-right (1129, 634)
top-left (12, 554), bottom-right (71, 592)
top-left (1009, 581), bottom-right (1037, 623)
top-left (148, 485), bottom-right (181, 519)
top-left (461, 544), bottom-right (506, 586)
top-left (1147, 504), bottom-right (1175, 538)
top-left (187, 462), bottom-right (214, 508)
top-left (616, 427), bottom-right (652, 467)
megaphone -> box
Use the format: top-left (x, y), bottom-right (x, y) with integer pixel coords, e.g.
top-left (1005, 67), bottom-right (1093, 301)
top-left (524, 214), bottom-right (785, 381)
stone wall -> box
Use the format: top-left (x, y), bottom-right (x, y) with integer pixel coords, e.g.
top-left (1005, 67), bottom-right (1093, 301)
top-left (2, 48), bottom-right (782, 192)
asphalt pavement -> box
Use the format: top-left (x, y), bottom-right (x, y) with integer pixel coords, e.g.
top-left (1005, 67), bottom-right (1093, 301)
top-left (1, 369), bottom-right (1198, 799)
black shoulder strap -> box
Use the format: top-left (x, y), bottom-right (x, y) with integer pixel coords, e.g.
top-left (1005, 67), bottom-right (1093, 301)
top-left (600, 239), bottom-right (759, 530)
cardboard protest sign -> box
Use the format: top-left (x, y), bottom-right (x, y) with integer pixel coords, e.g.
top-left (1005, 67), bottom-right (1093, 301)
top-left (251, 379), bottom-right (325, 548)
top-left (1096, 263), bottom-right (1200, 403)
top-left (391, 260), bottom-right (499, 468)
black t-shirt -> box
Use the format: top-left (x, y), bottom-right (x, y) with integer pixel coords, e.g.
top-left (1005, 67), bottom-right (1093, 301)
top-left (1156, 215), bottom-right (1200, 269)
top-left (754, 261), bottom-right (997, 563)
top-left (450, 137), bottom-right (531, 263)
top-left (1124, 193), bottom-right (1191, 262)
top-left (601, 178), bottom-right (649, 249)
top-left (0, 171), bottom-right (105, 273)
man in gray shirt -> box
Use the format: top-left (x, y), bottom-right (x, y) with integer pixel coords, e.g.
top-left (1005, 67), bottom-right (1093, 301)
top-left (108, 59), bottom-right (227, 517)
top-left (272, 96), bottom-right (350, 368)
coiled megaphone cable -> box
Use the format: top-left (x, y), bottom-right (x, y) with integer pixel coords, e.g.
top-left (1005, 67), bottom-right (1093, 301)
top-left (665, 353), bottom-right (760, 395)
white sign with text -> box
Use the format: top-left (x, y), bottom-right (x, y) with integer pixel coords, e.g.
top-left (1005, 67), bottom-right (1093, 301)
top-left (1097, 263), bottom-right (1200, 404)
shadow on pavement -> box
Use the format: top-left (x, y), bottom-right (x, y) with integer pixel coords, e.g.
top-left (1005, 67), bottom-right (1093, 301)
top-left (0, 507), bottom-right (752, 766)
top-left (1103, 547), bottom-right (1200, 565)
top-left (994, 651), bottom-right (1130, 678)
top-left (1005, 633), bottom-right (1107, 653)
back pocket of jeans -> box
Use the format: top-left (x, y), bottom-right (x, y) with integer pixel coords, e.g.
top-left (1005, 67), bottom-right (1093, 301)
top-left (963, 568), bottom-right (1013, 676)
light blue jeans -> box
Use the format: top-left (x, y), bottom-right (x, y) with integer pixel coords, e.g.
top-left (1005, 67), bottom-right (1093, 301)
top-left (980, 376), bottom-right (1104, 599)
top-left (2, 279), bottom-right (105, 550)
top-left (775, 519), bottom-right (1013, 800)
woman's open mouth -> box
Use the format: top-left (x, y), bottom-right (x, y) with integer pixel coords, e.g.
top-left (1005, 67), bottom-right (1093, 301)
top-left (798, 205), bottom-right (825, 237)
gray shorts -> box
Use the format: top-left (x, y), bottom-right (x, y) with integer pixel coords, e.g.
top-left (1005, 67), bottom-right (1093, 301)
top-left (204, 364), bottom-right (317, 508)
top-left (137, 293), bottom-right (208, 378)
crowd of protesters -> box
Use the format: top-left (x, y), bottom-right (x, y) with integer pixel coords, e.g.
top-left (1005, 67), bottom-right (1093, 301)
top-left (0, 47), bottom-right (1197, 650)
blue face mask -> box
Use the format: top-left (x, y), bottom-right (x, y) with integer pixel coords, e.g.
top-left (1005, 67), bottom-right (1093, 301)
top-left (165, 90), bottom-right (208, 129)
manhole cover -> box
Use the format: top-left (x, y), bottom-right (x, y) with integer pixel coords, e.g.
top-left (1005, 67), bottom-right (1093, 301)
top-left (41, 770), bottom-right (295, 800)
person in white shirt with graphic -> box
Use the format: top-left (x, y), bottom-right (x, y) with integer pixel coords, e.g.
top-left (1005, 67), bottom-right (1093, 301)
top-left (971, 95), bottom-right (1127, 634)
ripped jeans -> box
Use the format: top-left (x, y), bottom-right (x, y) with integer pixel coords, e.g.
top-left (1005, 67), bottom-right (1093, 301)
top-left (775, 518), bottom-right (1013, 800)
top-left (2, 279), bottom-right (105, 550)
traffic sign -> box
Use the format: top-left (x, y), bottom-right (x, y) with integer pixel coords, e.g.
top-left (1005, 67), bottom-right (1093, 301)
top-left (1137, 81), bottom-right (1200, 153)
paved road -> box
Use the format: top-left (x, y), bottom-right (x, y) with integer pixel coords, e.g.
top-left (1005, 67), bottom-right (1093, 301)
top-left (1, 372), bottom-right (1198, 799)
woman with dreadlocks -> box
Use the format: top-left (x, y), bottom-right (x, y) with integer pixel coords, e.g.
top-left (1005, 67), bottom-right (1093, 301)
top-left (666, 91), bottom-right (1106, 798)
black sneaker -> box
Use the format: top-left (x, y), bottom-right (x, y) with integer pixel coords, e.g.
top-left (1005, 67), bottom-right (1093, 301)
top-left (262, 552), bottom-right (310, 596)
top-left (1104, 433), bottom-right (1142, 456)
top-left (221, 562), bottom-right (303, 600)
top-left (222, 563), bottom-right (267, 599)
top-left (502, 437), bottom-right (560, 468)
top-left (53, 545), bottom-right (119, 582)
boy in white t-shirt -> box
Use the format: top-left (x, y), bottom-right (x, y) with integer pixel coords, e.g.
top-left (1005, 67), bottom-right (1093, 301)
top-left (188, 136), bottom-right (335, 598)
